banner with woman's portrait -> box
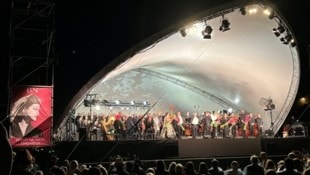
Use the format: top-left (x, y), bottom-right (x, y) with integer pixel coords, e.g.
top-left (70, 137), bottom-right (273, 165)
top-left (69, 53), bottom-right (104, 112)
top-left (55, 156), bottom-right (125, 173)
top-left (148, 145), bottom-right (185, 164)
top-left (9, 86), bottom-right (53, 147)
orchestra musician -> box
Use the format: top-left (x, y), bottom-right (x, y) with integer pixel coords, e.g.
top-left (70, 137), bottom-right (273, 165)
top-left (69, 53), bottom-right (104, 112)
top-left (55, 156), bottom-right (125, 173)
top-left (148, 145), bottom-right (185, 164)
top-left (243, 113), bottom-right (251, 138)
top-left (254, 113), bottom-right (263, 137)
top-left (210, 111), bottom-right (218, 138)
top-left (101, 115), bottom-right (115, 140)
top-left (238, 109), bottom-right (246, 137)
top-left (184, 111), bottom-right (192, 136)
top-left (200, 111), bottom-right (212, 136)
top-left (160, 105), bottom-right (177, 139)
top-left (219, 112), bottom-right (230, 138)
top-left (114, 111), bottom-right (125, 140)
top-left (175, 111), bottom-right (184, 138)
top-left (191, 112), bottom-right (199, 139)
top-left (228, 113), bottom-right (238, 138)
top-left (125, 114), bottom-right (135, 139)
top-left (143, 113), bottom-right (155, 139)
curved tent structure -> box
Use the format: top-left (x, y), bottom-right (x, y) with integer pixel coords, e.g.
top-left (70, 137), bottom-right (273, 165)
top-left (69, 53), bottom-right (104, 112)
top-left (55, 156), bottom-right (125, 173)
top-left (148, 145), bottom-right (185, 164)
top-left (57, 1), bottom-right (299, 139)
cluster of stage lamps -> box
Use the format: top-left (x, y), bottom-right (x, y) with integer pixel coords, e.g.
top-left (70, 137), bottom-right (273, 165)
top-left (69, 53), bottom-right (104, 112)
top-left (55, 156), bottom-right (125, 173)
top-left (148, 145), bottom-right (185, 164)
top-left (180, 5), bottom-right (296, 48)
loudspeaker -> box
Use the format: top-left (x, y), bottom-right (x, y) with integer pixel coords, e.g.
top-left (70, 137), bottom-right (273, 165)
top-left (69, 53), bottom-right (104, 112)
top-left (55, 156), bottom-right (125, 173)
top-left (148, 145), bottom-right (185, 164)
top-left (79, 128), bottom-right (86, 141)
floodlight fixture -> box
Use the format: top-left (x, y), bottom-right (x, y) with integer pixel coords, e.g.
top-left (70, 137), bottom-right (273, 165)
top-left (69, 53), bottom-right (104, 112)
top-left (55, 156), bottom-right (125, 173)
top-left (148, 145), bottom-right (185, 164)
top-left (219, 16), bottom-right (230, 32)
top-left (272, 25), bottom-right (285, 37)
top-left (180, 28), bottom-right (187, 37)
top-left (240, 7), bottom-right (246, 15)
top-left (202, 23), bottom-right (213, 39)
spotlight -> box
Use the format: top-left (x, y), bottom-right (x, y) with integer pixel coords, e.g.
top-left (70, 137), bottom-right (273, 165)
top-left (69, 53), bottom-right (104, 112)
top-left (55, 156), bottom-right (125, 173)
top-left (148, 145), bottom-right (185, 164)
top-left (268, 11), bottom-right (275, 19)
top-left (272, 25), bottom-right (285, 37)
top-left (248, 6), bottom-right (258, 14)
top-left (180, 28), bottom-right (187, 37)
top-left (102, 100), bottom-right (109, 105)
top-left (83, 99), bottom-right (91, 107)
top-left (272, 28), bottom-right (280, 37)
top-left (219, 16), bottom-right (230, 32)
top-left (202, 25), bottom-right (213, 39)
top-left (277, 25), bottom-right (285, 34)
top-left (285, 34), bottom-right (293, 42)
top-left (282, 33), bottom-right (294, 45)
top-left (91, 98), bottom-right (98, 105)
top-left (240, 7), bottom-right (246, 15)
top-left (291, 40), bottom-right (296, 47)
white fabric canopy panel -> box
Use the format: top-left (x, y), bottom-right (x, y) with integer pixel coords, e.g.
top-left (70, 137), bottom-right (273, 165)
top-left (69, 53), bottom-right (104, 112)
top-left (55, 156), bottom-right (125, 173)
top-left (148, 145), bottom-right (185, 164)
top-left (66, 4), bottom-right (299, 136)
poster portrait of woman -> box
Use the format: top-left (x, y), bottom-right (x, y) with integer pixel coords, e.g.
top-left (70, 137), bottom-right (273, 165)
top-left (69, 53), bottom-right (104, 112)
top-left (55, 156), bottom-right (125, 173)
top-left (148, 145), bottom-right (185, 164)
top-left (9, 86), bottom-right (53, 147)
top-left (10, 94), bottom-right (43, 138)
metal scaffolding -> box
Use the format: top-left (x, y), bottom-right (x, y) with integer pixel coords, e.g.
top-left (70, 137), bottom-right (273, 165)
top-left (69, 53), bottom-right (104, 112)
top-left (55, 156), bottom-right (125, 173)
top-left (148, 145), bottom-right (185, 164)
top-left (135, 68), bottom-right (241, 111)
top-left (8, 0), bottom-right (55, 138)
top-left (9, 0), bottom-right (55, 88)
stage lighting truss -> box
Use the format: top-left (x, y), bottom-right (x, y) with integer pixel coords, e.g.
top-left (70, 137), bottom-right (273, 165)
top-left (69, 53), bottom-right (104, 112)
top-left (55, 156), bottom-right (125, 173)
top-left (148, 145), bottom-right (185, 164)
top-left (84, 98), bottom-right (150, 109)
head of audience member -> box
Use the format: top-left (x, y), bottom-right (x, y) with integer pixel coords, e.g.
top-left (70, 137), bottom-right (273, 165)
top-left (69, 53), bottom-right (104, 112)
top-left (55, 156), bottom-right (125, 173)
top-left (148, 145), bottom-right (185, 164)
top-left (293, 158), bottom-right (304, 172)
top-left (175, 163), bottom-right (184, 175)
top-left (155, 159), bottom-right (167, 172)
top-left (168, 161), bottom-right (177, 174)
top-left (125, 161), bottom-right (134, 173)
top-left (231, 161), bottom-right (240, 171)
top-left (185, 161), bottom-right (196, 174)
top-left (211, 159), bottom-right (220, 168)
top-left (198, 161), bottom-right (209, 174)
top-left (146, 167), bottom-right (155, 175)
top-left (97, 164), bottom-right (108, 175)
top-left (250, 155), bottom-right (260, 165)
top-left (277, 160), bottom-right (285, 172)
top-left (283, 158), bottom-right (295, 170)
top-left (69, 160), bottom-right (80, 172)
top-left (260, 152), bottom-right (267, 161)
top-left (114, 156), bottom-right (124, 169)
top-left (265, 159), bottom-right (276, 171)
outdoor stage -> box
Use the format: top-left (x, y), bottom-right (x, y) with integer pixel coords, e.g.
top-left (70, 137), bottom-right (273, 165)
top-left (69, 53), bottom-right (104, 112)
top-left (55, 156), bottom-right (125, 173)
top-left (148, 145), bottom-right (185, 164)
top-left (54, 137), bottom-right (310, 163)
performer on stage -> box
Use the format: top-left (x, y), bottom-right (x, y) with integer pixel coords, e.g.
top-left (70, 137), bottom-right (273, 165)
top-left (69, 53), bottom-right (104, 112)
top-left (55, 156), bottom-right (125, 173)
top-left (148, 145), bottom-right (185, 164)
top-left (184, 111), bottom-right (192, 136)
top-left (201, 111), bottom-right (212, 136)
top-left (160, 105), bottom-right (176, 139)
top-left (210, 111), bottom-right (218, 138)
top-left (228, 113), bottom-right (238, 138)
top-left (254, 113), bottom-right (263, 137)
top-left (175, 111), bottom-right (184, 138)
top-left (114, 111), bottom-right (125, 140)
top-left (191, 113), bottom-right (199, 139)
top-left (219, 112), bottom-right (230, 138)
top-left (143, 113), bottom-right (155, 139)
top-left (101, 115), bottom-right (115, 140)
top-left (238, 109), bottom-right (246, 137)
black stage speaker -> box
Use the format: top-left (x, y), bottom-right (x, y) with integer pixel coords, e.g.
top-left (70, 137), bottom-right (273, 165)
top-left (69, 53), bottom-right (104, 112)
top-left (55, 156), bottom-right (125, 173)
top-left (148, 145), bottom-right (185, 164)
top-left (79, 128), bottom-right (86, 141)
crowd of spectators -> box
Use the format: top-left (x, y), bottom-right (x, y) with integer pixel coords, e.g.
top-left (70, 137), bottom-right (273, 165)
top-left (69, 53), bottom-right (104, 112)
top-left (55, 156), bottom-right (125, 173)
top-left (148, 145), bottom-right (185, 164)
top-left (9, 149), bottom-right (310, 175)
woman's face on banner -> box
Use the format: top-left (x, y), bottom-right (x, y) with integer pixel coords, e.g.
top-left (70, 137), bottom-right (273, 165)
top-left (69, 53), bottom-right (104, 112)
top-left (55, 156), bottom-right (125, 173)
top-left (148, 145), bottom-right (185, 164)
top-left (24, 103), bottom-right (40, 121)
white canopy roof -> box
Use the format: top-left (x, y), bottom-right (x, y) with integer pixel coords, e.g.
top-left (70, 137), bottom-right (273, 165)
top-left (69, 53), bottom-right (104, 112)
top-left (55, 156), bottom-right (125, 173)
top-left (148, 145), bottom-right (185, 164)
top-left (61, 3), bottom-right (299, 135)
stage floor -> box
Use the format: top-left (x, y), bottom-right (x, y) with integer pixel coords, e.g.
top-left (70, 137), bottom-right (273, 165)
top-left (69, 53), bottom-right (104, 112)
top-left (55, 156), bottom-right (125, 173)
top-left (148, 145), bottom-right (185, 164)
top-left (54, 136), bottom-right (310, 163)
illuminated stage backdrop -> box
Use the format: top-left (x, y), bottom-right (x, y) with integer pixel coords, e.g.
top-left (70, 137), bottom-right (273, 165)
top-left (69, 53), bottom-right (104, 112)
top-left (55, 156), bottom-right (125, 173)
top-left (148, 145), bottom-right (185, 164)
top-left (9, 86), bottom-right (53, 147)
